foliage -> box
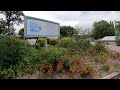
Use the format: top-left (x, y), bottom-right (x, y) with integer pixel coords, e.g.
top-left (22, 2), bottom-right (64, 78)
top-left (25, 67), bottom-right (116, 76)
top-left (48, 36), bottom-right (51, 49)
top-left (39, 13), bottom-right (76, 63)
top-left (115, 21), bottom-right (120, 33)
top-left (56, 61), bottom-right (64, 73)
top-left (116, 31), bottom-right (120, 46)
top-left (0, 11), bottom-right (24, 35)
top-left (80, 63), bottom-right (94, 77)
top-left (92, 20), bottom-right (115, 39)
top-left (0, 36), bottom-right (41, 78)
top-left (0, 35), bottom-right (118, 79)
top-left (59, 37), bottom-right (75, 48)
top-left (60, 26), bottom-right (78, 37)
top-left (0, 67), bottom-right (15, 79)
top-left (94, 41), bottom-right (106, 53)
top-left (102, 63), bottom-right (110, 72)
top-left (48, 38), bottom-right (57, 46)
top-left (0, 21), bottom-right (7, 34)
top-left (110, 50), bottom-right (120, 59)
top-left (94, 51), bottom-right (108, 64)
top-left (0, 37), bottom-right (24, 69)
top-left (18, 28), bottom-right (24, 39)
top-left (73, 30), bottom-right (92, 51)
top-left (37, 37), bottom-right (45, 47)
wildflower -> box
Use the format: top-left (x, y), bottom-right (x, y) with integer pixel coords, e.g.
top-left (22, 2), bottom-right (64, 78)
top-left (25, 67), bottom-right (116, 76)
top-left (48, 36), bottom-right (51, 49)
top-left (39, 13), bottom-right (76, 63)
top-left (48, 64), bottom-right (53, 75)
top-left (80, 67), bottom-right (87, 71)
top-left (49, 64), bottom-right (53, 69)
top-left (57, 62), bottom-right (63, 69)
top-left (76, 58), bottom-right (83, 63)
top-left (56, 61), bottom-right (64, 73)
top-left (69, 66), bottom-right (76, 73)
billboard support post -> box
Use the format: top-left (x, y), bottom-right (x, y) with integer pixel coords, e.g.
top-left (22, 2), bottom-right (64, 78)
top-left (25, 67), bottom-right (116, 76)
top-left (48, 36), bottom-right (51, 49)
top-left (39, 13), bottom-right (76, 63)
top-left (45, 37), bottom-right (47, 49)
top-left (58, 37), bottom-right (60, 44)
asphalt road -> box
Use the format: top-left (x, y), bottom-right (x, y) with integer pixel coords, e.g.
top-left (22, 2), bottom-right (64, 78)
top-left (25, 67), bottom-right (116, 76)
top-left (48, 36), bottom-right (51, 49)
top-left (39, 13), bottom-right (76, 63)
top-left (107, 45), bottom-right (120, 53)
top-left (90, 42), bottom-right (120, 53)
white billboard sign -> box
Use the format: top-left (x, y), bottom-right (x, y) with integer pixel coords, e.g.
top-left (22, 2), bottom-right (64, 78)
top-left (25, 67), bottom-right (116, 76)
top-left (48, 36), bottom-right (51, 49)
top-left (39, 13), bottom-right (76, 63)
top-left (24, 16), bottom-right (60, 37)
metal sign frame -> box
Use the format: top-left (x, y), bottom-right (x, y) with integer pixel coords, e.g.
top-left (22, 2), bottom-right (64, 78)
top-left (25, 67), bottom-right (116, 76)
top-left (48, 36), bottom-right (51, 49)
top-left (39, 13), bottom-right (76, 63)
top-left (24, 15), bottom-right (60, 38)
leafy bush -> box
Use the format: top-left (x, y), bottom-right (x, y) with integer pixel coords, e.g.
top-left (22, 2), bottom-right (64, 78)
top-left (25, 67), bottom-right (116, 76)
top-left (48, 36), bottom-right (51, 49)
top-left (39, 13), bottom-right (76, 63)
top-left (78, 40), bottom-right (90, 51)
top-left (102, 63), bottom-right (110, 72)
top-left (73, 34), bottom-right (92, 51)
top-left (80, 63), bottom-right (94, 77)
top-left (116, 31), bottom-right (120, 46)
top-left (0, 37), bottom-right (23, 69)
top-left (94, 41), bottom-right (106, 53)
top-left (37, 47), bottom-right (69, 73)
top-left (0, 67), bottom-right (15, 79)
top-left (0, 37), bottom-right (39, 78)
top-left (37, 38), bottom-right (45, 47)
top-left (59, 37), bottom-right (75, 48)
top-left (48, 38), bottom-right (57, 46)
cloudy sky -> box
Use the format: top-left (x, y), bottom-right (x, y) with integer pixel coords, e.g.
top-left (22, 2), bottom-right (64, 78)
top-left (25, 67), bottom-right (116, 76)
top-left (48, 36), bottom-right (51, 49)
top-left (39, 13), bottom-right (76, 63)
top-left (1, 11), bottom-right (120, 33)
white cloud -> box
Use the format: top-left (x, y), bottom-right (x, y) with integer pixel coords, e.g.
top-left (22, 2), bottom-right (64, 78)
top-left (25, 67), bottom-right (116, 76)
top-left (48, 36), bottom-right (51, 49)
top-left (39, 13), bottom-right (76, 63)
top-left (1, 11), bottom-right (120, 33)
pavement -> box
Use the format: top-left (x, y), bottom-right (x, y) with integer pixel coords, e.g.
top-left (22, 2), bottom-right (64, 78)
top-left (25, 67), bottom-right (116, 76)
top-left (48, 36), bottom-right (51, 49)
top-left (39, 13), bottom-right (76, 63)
top-left (107, 45), bottom-right (120, 53)
top-left (90, 42), bottom-right (120, 53)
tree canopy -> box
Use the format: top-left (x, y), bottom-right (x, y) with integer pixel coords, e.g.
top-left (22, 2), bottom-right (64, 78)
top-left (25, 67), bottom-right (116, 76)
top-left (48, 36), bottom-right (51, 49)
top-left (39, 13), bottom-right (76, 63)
top-left (60, 26), bottom-right (78, 37)
top-left (0, 11), bottom-right (24, 35)
top-left (18, 28), bottom-right (24, 39)
top-left (92, 20), bottom-right (115, 39)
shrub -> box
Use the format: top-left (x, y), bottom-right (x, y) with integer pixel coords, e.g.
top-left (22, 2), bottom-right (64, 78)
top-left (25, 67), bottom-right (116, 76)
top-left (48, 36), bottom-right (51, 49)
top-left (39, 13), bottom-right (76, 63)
top-left (14, 47), bottom-right (43, 77)
top-left (0, 67), bottom-right (15, 79)
top-left (116, 31), bottom-right (120, 46)
top-left (102, 63), bottom-right (110, 72)
top-left (74, 34), bottom-right (91, 51)
top-left (94, 41), bottom-right (106, 53)
top-left (0, 37), bottom-right (23, 69)
top-left (59, 37), bottom-right (75, 48)
top-left (80, 63), bottom-right (94, 77)
top-left (38, 47), bottom-right (68, 72)
top-left (0, 37), bottom-right (40, 78)
top-left (37, 38), bottom-right (45, 47)
top-left (56, 61), bottom-right (64, 73)
top-left (48, 38), bottom-right (57, 46)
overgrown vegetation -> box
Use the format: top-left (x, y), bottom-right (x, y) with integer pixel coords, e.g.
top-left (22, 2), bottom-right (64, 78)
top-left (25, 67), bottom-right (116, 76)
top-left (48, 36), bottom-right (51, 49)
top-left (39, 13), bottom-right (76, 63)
top-left (116, 31), bottom-right (120, 46)
top-left (0, 18), bottom-right (120, 79)
top-left (0, 33), bottom-right (119, 79)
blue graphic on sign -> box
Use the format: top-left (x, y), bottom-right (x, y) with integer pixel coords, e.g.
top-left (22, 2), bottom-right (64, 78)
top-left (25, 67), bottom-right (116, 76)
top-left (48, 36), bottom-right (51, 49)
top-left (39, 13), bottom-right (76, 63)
top-left (30, 21), bottom-right (41, 32)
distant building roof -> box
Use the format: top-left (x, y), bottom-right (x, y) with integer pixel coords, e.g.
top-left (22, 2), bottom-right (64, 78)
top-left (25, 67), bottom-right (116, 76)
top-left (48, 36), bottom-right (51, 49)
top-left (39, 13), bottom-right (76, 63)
top-left (100, 36), bottom-right (116, 41)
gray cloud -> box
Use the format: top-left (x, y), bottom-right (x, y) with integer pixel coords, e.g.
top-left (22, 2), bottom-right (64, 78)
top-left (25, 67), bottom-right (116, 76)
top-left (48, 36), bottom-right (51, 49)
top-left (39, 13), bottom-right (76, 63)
top-left (1, 11), bottom-right (120, 33)
top-left (49, 11), bottom-right (82, 21)
top-left (45, 11), bottom-right (120, 29)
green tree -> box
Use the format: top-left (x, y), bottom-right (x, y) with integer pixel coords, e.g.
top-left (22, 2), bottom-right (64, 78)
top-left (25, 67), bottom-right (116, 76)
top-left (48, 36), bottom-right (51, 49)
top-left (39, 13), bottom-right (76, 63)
top-left (115, 21), bottom-right (120, 33)
top-left (115, 21), bottom-right (120, 46)
top-left (92, 20), bottom-right (115, 39)
top-left (0, 11), bottom-right (24, 35)
top-left (60, 26), bottom-right (78, 37)
top-left (116, 31), bottom-right (120, 46)
top-left (0, 19), bottom-right (6, 35)
top-left (18, 28), bottom-right (24, 39)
